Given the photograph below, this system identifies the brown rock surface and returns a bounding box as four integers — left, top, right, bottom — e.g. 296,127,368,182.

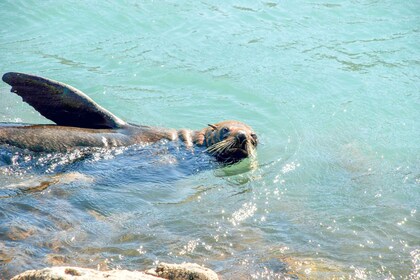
11,263,219,280
11,266,160,280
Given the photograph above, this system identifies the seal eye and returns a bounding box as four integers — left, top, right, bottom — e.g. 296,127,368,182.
221,127,230,139
251,133,258,145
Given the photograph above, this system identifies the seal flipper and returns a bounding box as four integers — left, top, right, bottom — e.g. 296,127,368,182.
2,72,126,129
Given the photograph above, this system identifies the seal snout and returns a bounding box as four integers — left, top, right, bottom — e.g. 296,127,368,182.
235,130,247,144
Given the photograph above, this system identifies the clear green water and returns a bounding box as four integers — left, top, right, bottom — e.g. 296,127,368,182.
0,0,419,278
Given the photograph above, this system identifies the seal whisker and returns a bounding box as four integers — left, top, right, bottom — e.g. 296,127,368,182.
224,139,236,152
205,143,221,153
220,139,235,152
207,144,225,154
205,138,234,155
205,139,228,151
246,142,256,158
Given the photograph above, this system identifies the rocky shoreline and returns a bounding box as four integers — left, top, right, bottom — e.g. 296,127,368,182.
11,262,219,280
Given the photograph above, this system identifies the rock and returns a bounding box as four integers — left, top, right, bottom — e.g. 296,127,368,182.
147,262,219,280
11,266,160,280
11,263,219,280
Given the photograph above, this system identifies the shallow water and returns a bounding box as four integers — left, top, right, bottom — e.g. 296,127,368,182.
0,0,419,279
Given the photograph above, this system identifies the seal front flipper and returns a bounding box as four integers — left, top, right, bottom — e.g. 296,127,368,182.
2,72,126,129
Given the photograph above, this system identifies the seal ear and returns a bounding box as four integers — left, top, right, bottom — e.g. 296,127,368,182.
208,124,217,130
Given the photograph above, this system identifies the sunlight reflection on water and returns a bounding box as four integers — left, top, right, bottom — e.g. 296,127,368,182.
1,0,419,279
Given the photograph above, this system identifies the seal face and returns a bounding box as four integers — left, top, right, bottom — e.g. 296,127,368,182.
203,120,258,163
0,72,258,164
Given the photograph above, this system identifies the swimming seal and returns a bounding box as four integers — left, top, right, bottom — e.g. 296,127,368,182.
0,72,257,163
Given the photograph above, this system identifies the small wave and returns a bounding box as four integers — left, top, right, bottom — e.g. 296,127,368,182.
0,145,130,176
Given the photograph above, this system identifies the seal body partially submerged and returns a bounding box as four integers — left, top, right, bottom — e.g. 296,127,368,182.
0,72,257,163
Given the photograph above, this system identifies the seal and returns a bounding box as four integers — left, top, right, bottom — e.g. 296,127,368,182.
0,72,257,163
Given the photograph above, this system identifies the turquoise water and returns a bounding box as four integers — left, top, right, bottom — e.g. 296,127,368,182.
1,0,419,278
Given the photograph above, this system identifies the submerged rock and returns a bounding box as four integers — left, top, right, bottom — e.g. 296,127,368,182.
11,263,219,280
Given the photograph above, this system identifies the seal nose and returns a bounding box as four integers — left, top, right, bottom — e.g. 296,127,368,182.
236,131,247,144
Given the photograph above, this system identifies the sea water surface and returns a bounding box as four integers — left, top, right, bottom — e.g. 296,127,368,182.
0,1,419,279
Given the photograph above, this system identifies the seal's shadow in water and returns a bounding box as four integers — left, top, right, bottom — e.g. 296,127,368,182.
0,141,211,179
0,139,258,199
85,141,219,186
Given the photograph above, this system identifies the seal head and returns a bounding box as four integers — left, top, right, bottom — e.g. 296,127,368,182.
203,120,258,163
